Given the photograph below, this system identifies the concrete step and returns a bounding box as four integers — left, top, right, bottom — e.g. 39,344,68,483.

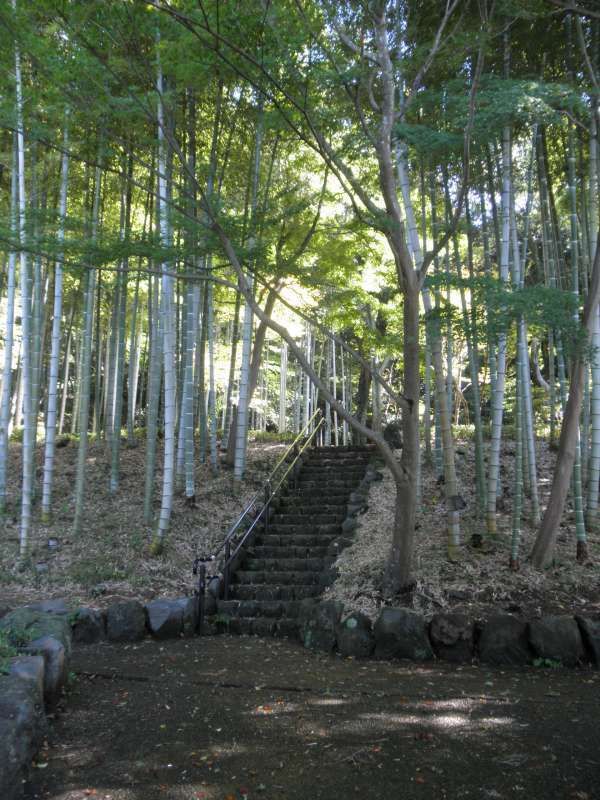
229,584,321,601
216,599,302,619
251,545,330,559
301,466,367,477
297,478,361,490
255,533,338,548
271,513,344,525
243,557,328,572
279,496,347,508
267,523,340,536
234,570,321,586
295,487,351,498
216,617,299,638
311,446,374,455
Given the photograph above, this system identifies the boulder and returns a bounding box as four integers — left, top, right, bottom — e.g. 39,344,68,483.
336,612,374,658
528,616,585,667
478,614,531,666
373,608,433,661
22,636,67,706
0,669,47,800
146,600,183,640
430,613,474,662
0,607,72,657
576,616,600,666
27,598,69,616
71,607,105,645
175,597,198,636
342,517,358,534
299,600,344,652
7,656,45,696
106,600,146,642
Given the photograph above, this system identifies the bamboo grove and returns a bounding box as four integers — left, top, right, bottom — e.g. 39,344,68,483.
0,0,599,589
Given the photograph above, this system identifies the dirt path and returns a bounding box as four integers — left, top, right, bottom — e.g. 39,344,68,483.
25,636,600,800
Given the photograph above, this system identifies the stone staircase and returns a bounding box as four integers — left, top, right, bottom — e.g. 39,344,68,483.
215,445,373,637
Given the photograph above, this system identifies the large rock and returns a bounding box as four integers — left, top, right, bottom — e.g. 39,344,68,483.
106,601,146,642
0,607,72,656
146,599,183,640
22,636,66,706
26,598,70,616
430,613,474,662
0,666,47,800
373,608,433,661
176,597,198,636
576,616,600,666
71,607,105,645
7,656,45,695
528,616,585,667
478,614,531,666
299,600,344,652
336,612,374,658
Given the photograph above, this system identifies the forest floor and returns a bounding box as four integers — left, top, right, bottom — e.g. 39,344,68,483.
23,636,600,800
1,434,600,621
326,439,600,622
0,434,287,611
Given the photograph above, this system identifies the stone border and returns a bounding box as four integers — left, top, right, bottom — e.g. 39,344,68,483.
0,594,197,800
1,593,599,799
298,603,600,668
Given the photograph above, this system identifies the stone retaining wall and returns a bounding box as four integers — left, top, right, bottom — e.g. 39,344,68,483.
0,594,196,800
1,594,598,799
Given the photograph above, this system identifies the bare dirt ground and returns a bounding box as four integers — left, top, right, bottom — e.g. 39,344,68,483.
2,436,599,622
325,439,600,622
24,636,600,800
0,436,286,610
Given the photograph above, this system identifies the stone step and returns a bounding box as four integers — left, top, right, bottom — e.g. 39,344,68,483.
234,570,321,586
250,545,330,559
255,533,338,548
271,513,344,525
243,557,327,572
267,523,340,536
217,599,302,619
229,584,321,601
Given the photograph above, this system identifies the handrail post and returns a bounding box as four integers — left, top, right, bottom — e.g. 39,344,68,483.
264,481,271,535
193,559,206,635
224,541,231,600
197,562,206,634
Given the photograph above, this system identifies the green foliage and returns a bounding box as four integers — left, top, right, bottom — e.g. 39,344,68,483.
533,657,562,669
0,629,18,674
426,274,582,351
9,427,24,443
69,557,130,586
251,430,296,444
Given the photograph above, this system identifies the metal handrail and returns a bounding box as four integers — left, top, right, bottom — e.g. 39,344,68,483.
193,408,325,631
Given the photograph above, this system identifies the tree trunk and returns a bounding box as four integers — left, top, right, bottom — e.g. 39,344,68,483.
531,234,600,568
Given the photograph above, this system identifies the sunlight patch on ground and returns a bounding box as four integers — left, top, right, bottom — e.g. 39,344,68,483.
308,697,347,706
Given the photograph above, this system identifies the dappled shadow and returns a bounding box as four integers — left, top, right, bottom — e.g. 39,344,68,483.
25,636,600,800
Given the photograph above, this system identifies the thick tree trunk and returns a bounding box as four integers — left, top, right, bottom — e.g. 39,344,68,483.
384,283,420,591
531,234,600,568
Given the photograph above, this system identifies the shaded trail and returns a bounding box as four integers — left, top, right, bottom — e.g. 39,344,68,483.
26,636,600,800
